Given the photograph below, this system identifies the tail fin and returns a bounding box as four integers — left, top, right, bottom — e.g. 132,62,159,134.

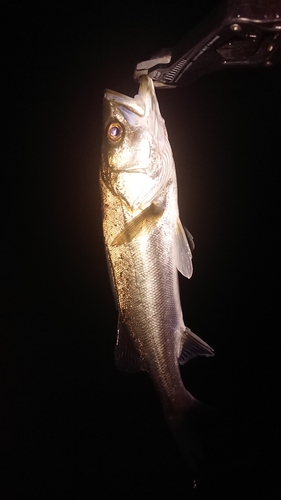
165,393,217,471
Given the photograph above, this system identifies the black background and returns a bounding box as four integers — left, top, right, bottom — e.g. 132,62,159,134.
1,1,280,498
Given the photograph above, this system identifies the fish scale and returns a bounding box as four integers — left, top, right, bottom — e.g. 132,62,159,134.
100,76,214,464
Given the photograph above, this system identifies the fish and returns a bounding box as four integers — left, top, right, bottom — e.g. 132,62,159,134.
100,75,214,465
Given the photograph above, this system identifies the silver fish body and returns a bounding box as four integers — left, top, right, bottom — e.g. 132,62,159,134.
100,76,213,425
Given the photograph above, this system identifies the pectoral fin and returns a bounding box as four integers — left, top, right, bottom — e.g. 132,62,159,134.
115,318,148,372
175,219,193,279
179,327,214,365
112,203,164,246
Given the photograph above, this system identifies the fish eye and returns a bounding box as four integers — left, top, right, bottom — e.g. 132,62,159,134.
107,122,123,143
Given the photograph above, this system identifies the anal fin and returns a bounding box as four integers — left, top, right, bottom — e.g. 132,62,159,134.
115,318,148,372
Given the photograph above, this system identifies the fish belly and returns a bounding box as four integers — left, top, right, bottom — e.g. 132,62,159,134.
101,175,189,414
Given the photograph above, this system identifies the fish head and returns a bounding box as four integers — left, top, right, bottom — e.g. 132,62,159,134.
101,76,174,212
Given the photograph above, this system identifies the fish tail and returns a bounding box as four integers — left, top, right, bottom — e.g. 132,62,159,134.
165,391,216,471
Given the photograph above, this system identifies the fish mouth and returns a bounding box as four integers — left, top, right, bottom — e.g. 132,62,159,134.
104,76,153,118
104,89,145,117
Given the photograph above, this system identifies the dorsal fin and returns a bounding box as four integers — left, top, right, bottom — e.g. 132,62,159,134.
112,203,164,246
175,219,193,279
179,327,214,365
183,225,195,252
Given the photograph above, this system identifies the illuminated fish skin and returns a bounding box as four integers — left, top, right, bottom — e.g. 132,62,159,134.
100,76,213,428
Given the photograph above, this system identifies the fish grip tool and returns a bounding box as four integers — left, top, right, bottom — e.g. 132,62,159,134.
134,0,281,88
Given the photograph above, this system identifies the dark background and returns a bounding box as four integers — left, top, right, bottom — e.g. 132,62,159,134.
1,1,280,498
